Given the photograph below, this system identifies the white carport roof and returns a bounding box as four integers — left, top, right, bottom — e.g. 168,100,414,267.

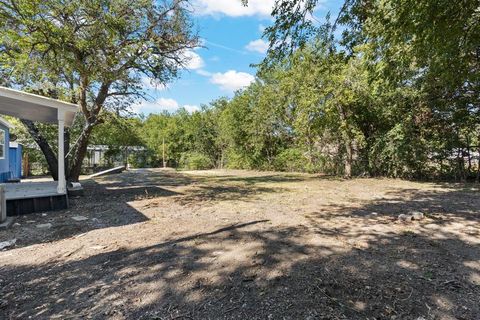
0,86,78,126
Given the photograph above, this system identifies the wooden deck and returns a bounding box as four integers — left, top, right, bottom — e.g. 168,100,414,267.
3,181,68,216
4,181,62,200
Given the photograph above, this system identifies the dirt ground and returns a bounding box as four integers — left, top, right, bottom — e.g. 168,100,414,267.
0,169,479,320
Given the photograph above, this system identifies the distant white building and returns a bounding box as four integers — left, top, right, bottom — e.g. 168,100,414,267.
84,145,146,168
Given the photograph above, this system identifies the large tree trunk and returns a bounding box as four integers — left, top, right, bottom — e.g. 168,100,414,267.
20,78,110,182
21,119,59,180
21,119,95,183
64,81,110,182
67,125,95,182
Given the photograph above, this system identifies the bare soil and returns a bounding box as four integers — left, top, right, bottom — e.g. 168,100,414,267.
1,169,479,320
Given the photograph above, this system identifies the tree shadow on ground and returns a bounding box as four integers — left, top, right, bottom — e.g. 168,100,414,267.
97,169,196,188
174,185,287,205
1,185,478,319
316,186,480,224
0,169,286,249
0,169,194,249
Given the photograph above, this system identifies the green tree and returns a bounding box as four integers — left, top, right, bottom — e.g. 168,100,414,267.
218,81,288,170
250,0,480,179
90,113,143,166
0,0,198,181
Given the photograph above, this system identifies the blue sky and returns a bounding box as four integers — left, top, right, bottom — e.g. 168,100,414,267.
134,0,343,115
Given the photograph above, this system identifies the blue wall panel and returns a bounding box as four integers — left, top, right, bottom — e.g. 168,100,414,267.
0,123,10,182
9,144,22,179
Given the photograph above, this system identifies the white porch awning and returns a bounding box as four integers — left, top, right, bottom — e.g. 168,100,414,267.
0,86,78,126
0,86,80,201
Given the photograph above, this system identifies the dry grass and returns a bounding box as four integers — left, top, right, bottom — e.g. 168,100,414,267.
1,169,479,319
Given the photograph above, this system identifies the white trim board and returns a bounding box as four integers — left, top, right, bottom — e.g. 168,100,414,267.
0,86,78,126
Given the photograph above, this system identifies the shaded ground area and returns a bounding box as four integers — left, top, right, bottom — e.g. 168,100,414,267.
0,169,479,319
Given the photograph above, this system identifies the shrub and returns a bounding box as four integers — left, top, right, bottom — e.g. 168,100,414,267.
224,150,253,169
180,152,213,170
274,148,309,172
128,150,160,168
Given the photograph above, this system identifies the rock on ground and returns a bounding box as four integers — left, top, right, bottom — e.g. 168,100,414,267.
72,216,89,222
0,239,16,250
411,211,425,220
36,223,52,229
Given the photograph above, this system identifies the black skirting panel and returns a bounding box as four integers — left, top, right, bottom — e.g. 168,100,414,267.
7,194,69,216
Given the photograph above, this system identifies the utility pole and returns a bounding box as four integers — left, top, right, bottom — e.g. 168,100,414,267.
162,137,166,168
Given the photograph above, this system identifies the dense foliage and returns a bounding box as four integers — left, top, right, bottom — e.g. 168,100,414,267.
3,0,479,181
136,0,479,181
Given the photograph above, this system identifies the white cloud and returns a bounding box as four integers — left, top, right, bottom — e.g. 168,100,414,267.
183,50,205,70
132,98,199,114
192,0,274,17
183,105,201,113
196,69,212,77
210,70,255,92
155,98,179,110
245,39,269,54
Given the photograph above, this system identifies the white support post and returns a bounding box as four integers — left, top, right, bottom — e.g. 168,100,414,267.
57,110,66,194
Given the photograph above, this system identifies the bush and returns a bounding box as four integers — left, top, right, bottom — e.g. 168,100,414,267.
128,150,160,168
369,123,429,178
180,152,213,170
274,148,310,172
224,150,254,169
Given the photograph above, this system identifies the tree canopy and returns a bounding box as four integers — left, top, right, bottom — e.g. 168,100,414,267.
0,0,198,180
132,0,479,181
2,0,479,181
